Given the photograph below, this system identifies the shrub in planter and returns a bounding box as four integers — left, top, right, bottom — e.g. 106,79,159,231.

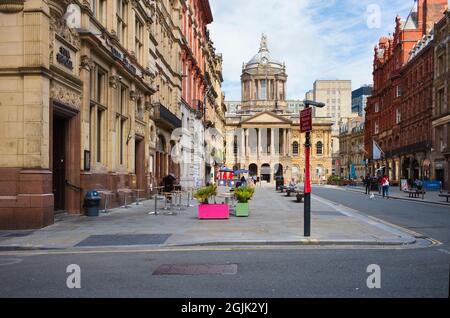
194,185,228,219
234,186,255,217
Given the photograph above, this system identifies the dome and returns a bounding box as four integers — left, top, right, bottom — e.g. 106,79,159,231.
245,34,284,70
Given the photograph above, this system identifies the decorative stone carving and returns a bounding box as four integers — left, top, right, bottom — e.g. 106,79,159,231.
0,0,25,13
49,9,80,64
80,55,95,71
109,75,121,89
50,82,82,110
135,121,146,137
144,101,153,111
130,90,138,101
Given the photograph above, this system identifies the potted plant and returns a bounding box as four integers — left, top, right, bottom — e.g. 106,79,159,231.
194,185,229,219
234,186,255,217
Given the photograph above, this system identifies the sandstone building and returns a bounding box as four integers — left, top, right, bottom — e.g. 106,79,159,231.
225,35,333,184
0,0,224,229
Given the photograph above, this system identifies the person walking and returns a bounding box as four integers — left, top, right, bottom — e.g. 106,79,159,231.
382,175,390,199
364,173,371,195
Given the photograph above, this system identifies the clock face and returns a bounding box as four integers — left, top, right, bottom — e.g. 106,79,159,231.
261,57,268,65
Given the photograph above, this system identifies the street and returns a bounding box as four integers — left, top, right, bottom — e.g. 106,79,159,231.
1,187,449,298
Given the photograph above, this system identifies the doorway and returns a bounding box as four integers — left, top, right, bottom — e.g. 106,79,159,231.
261,164,271,182
135,137,145,190
52,115,67,211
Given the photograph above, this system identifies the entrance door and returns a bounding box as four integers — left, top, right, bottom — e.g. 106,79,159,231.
53,116,66,211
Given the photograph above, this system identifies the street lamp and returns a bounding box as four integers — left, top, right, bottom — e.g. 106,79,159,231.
302,100,325,237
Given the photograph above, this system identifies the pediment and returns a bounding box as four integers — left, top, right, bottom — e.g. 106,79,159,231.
241,111,292,125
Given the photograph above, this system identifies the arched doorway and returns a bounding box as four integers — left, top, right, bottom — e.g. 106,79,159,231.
274,163,283,177
249,163,258,177
261,163,271,182
412,158,420,180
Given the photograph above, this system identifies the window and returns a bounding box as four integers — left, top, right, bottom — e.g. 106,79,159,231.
92,0,106,23
396,85,401,97
117,0,128,46
260,80,267,100
316,141,323,155
374,102,379,113
233,135,238,155
396,108,401,124
374,121,379,134
117,84,128,166
90,64,107,164
292,142,299,156
135,17,144,63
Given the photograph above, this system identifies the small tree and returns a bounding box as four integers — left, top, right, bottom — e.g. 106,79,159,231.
234,186,255,203
194,185,217,204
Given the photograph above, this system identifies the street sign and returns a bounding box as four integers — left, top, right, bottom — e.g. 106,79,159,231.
300,107,312,133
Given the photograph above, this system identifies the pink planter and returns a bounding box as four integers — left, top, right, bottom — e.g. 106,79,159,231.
198,204,229,219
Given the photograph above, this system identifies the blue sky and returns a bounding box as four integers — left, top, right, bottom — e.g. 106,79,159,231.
208,0,447,101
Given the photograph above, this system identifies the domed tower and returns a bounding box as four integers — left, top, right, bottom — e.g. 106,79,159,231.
241,34,288,112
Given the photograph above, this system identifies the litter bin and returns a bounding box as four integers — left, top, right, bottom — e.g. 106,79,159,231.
84,190,101,217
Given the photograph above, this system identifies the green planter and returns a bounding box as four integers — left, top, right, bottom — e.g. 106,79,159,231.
235,202,249,217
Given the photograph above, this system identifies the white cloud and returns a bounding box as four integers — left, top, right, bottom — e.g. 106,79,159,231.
208,0,422,100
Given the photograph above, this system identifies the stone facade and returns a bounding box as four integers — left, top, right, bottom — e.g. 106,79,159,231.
0,0,226,229
432,9,450,190
225,35,333,184
339,117,366,179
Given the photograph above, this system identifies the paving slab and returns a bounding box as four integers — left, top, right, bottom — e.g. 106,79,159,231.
0,184,417,250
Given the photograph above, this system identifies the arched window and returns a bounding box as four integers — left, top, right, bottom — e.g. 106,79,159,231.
292,142,299,156
316,141,323,155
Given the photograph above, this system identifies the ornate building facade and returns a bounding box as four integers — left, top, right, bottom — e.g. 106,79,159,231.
432,9,450,190
225,35,333,184
339,117,365,179
0,0,159,229
0,0,224,229
365,0,447,184
179,0,214,188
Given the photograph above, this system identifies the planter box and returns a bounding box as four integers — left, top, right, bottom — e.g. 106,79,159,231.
235,202,249,217
198,204,229,219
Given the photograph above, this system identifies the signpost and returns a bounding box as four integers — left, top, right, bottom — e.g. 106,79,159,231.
301,101,325,237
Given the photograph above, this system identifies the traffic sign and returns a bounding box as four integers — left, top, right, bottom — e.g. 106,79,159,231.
300,107,312,133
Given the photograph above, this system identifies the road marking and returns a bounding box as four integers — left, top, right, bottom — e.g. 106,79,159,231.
437,249,450,255
312,193,442,247
0,258,23,266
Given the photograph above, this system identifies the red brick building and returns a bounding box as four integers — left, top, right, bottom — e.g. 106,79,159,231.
365,0,448,183
181,0,213,111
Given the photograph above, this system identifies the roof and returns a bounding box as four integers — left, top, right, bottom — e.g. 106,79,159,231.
244,34,284,70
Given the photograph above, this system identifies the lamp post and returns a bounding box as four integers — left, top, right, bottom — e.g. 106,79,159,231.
302,100,325,237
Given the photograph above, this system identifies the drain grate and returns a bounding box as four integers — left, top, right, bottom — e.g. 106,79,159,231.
75,234,171,247
153,264,238,276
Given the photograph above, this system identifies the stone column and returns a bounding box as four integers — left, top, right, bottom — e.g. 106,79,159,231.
240,128,245,162
270,128,275,155
257,128,261,159
245,128,249,157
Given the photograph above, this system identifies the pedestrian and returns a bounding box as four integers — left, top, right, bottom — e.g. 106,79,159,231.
364,173,371,195
382,175,390,199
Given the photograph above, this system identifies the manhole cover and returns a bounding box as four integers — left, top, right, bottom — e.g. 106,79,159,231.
75,234,171,247
153,264,238,276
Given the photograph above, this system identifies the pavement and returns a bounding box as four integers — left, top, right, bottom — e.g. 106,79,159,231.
325,184,450,206
0,183,418,251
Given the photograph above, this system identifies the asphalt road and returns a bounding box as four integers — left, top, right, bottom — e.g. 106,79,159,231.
0,187,449,298
311,186,450,245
